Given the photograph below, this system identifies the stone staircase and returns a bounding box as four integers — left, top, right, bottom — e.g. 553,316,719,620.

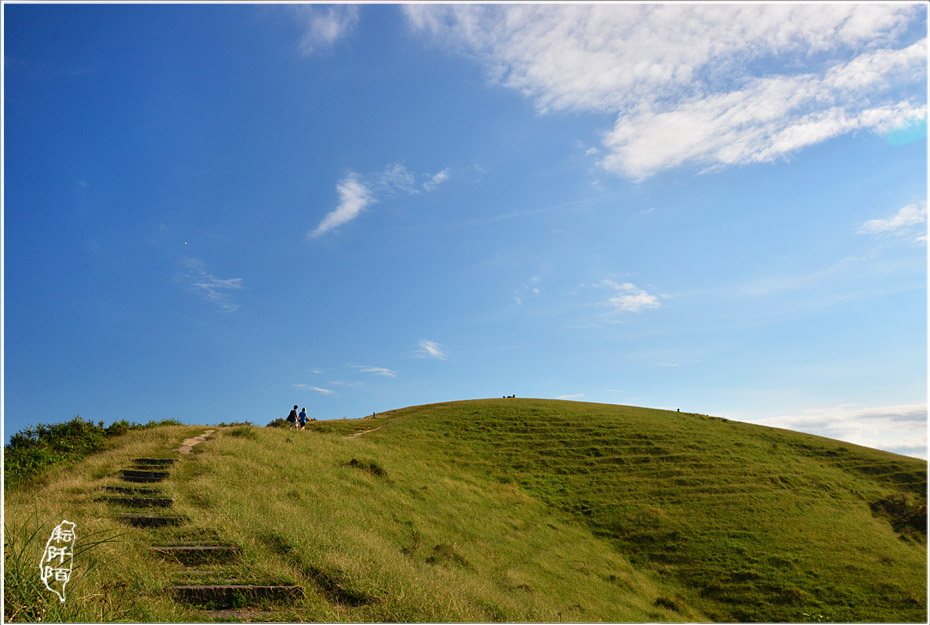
101,429,303,616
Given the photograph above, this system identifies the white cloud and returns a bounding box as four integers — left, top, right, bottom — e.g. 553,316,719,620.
557,393,586,400
600,280,661,314
181,259,243,313
310,173,375,238
858,202,927,241
754,403,927,459
415,339,447,360
602,72,926,180
378,162,418,196
291,5,359,56
356,366,398,378
311,163,449,237
292,383,333,395
423,168,451,191
405,4,926,180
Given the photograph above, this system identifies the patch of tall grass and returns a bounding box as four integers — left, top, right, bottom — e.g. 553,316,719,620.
4,506,126,622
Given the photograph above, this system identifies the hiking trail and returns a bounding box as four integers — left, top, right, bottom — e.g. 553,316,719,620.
99,427,302,619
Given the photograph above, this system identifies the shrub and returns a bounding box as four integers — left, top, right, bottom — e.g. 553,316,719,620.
4,416,183,488
228,425,257,440
347,458,387,478
870,495,927,538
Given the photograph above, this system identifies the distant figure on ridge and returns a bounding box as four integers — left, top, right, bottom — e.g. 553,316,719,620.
287,405,299,430
298,407,308,431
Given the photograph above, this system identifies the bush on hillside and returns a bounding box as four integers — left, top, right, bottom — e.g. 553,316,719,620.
266,417,288,428
228,425,258,439
870,495,927,538
4,416,182,488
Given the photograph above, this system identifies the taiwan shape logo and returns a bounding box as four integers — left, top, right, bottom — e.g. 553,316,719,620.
40,520,76,602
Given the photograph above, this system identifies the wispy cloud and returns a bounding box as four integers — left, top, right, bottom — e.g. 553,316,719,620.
310,173,375,238
355,365,398,378
423,168,451,191
328,380,360,388
405,4,926,180
311,163,450,237
292,383,333,395
291,5,359,56
414,339,447,360
377,162,419,196
600,280,661,314
858,202,927,243
742,254,869,297
754,403,927,459
557,393,586,400
514,276,542,305
181,259,243,313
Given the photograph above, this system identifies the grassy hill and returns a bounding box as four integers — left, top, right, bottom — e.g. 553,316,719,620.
4,399,926,622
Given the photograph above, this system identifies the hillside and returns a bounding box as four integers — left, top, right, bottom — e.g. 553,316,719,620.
4,399,926,623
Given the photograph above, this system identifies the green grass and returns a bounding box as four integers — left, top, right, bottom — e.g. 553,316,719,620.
378,400,926,621
4,399,926,622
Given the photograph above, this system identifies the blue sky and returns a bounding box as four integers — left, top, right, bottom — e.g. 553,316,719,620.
4,3,927,458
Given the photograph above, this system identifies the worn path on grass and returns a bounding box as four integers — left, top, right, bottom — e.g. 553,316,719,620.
350,425,384,438
175,429,215,454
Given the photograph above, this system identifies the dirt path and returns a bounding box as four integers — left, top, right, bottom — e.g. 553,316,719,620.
350,425,384,438
175,429,215,454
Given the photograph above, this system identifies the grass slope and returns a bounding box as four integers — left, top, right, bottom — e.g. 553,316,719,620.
4,399,926,622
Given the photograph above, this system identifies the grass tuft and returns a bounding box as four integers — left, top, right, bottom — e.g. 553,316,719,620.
347,458,387,478
227,425,257,440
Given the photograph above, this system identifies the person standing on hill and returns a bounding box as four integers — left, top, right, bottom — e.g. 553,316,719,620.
298,407,308,431
287,405,299,430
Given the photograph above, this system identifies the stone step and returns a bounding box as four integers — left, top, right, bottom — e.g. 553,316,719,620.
203,608,274,619
120,470,169,483
99,496,174,508
117,514,185,528
176,576,241,584
104,486,163,496
121,475,168,484
151,545,242,565
134,458,177,465
166,584,303,608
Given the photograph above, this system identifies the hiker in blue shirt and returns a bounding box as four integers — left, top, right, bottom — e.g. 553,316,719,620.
298,407,308,431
